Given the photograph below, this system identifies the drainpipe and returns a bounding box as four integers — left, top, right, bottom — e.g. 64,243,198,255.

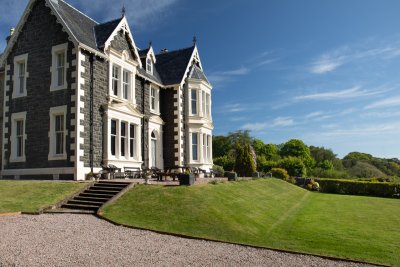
89,54,96,174
141,79,146,168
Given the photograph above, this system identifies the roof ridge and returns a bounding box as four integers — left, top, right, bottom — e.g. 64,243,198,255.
58,0,99,24
95,17,122,28
155,45,195,56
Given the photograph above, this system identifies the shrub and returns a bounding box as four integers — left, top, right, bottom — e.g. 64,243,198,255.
271,168,289,180
278,156,307,177
212,164,224,177
310,167,351,179
257,156,277,172
234,144,256,177
306,179,320,191
213,155,235,172
316,178,400,198
348,161,386,178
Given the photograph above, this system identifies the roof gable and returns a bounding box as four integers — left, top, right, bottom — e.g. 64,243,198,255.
94,18,122,49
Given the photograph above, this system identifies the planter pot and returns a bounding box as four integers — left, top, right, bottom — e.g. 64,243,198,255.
227,172,238,181
178,173,195,186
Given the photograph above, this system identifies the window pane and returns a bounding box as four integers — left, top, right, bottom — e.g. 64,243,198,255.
123,70,129,99
112,65,119,95
19,62,25,94
111,136,116,156
121,122,126,156
191,89,197,114
17,137,23,157
56,132,64,155
16,120,24,157
111,120,117,135
129,124,135,158
192,133,198,161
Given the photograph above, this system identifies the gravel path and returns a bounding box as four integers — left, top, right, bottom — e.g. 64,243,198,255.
0,214,376,267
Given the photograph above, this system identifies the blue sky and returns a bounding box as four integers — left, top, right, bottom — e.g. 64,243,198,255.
1,0,400,159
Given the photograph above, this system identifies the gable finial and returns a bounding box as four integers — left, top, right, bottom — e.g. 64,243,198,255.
193,35,197,46
149,41,152,48
121,5,126,17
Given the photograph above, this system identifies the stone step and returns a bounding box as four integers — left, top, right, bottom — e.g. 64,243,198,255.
67,200,104,206
61,203,99,211
80,192,115,198
91,185,127,191
97,181,132,186
74,196,110,202
85,189,121,194
45,208,96,214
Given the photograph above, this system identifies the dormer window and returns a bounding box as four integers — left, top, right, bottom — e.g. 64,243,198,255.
146,58,153,74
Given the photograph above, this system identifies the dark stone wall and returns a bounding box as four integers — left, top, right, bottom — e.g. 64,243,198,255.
160,88,175,168
4,0,75,169
0,70,4,167
80,51,108,168
110,31,135,59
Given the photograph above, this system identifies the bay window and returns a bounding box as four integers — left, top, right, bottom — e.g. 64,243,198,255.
109,119,139,160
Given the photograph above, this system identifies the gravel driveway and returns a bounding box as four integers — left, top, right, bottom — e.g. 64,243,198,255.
0,214,376,267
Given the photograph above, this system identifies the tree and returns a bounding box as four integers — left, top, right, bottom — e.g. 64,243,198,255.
280,139,314,168
310,146,337,163
234,144,256,177
278,156,307,177
212,135,232,158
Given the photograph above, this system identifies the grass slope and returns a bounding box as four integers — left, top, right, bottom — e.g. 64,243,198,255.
103,179,400,266
0,181,86,213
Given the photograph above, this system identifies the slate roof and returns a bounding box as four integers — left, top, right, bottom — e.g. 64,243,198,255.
94,18,123,49
155,46,195,85
189,65,210,85
138,48,150,58
3,0,205,87
48,0,99,51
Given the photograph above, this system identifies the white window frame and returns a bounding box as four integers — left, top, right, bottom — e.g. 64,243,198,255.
120,121,127,158
129,123,136,158
110,119,118,157
122,70,131,100
149,85,159,114
146,57,153,75
50,43,68,91
108,53,137,104
108,117,141,161
207,135,211,163
112,64,120,97
203,133,207,162
10,112,27,162
191,132,199,162
206,93,211,118
190,88,198,116
13,54,29,98
202,91,206,117
48,105,67,160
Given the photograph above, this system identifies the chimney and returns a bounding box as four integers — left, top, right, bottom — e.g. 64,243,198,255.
6,28,15,44
160,49,168,54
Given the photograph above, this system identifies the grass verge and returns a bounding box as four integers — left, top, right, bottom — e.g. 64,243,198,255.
102,179,400,266
0,181,87,213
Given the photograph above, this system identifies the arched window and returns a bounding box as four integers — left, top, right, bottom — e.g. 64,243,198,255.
151,130,157,167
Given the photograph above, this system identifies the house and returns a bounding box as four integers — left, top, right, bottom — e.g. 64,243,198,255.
0,0,213,180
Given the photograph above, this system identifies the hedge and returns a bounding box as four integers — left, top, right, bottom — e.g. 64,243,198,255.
315,178,400,198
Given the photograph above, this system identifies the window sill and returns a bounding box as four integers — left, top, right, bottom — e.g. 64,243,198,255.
150,110,160,116
10,156,26,163
50,85,68,91
12,92,27,99
48,154,67,161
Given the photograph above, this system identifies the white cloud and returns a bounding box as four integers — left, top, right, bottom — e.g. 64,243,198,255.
208,67,250,85
305,111,324,119
294,86,386,101
314,122,400,137
365,95,400,109
241,116,294,132
310,41,400,74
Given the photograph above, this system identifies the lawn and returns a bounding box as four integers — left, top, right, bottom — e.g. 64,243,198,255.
102,179,400,266
0,181,87,213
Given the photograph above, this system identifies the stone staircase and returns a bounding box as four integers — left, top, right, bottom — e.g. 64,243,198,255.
48,181,132,214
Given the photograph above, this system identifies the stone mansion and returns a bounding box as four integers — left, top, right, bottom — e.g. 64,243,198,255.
0,0,213,180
